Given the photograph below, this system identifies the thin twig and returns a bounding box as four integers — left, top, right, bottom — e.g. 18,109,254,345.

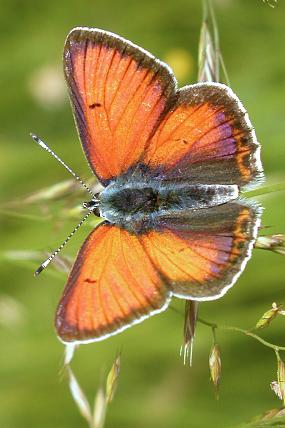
0,208,50,222
242,182,285,198
198,318,285,352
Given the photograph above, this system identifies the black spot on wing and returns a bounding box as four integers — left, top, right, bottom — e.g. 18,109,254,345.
84,278,97,284
89,102,102,109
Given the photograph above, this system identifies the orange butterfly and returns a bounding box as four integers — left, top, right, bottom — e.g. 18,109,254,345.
34,28,263,344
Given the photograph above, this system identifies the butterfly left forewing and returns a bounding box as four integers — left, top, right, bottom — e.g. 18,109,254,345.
139,201,261,300
64,27,176,185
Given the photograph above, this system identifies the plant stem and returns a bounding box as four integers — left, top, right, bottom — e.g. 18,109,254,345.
0,208,50,222
242,182,285,199
198,317,285,352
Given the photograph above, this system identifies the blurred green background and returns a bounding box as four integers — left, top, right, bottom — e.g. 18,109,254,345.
1,0,285,427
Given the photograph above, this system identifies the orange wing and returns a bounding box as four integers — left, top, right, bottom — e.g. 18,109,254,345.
55,223,169,344
64,27,176,184
56,202,260,343
143,84,263,188
140,201,261,300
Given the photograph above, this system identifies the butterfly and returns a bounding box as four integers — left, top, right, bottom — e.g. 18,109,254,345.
40,27,264,344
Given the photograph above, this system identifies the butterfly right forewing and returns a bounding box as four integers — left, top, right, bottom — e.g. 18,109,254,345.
143,83,263,189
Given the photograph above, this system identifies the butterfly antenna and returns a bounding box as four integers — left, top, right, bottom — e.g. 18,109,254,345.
34,211,92,276
30,133,95,198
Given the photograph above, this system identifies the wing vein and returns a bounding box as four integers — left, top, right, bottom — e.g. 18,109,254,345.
120,230,158,309
108,44,128,112
122,73,167,166
150,234,221,281
109,55,133,114
144,236,199,282
155,104,228,154
113,60,148,132
152,102,204,147
103,48,117,133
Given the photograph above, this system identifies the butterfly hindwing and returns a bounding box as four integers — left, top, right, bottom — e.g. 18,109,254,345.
55,222,170,343
140,201,261,300
143,83,263,189
64,27,176,185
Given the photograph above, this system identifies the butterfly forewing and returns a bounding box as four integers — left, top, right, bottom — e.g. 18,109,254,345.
143,83,263,189
64,27,176,185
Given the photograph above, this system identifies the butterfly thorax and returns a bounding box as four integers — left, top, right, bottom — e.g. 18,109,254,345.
93,172,239,233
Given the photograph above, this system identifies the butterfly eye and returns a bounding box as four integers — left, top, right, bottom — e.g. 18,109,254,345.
82,200,100,218
83,197,99,208
82,201,96,210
